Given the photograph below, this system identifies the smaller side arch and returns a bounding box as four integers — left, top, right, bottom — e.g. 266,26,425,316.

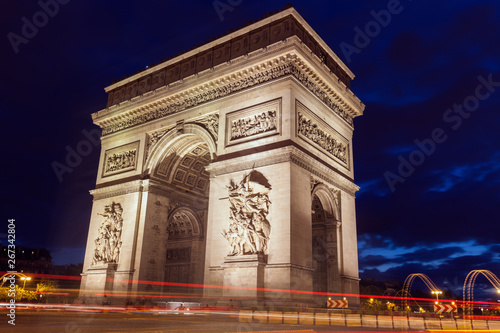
166,207,203,239
164,206,206,291
311,183,340,221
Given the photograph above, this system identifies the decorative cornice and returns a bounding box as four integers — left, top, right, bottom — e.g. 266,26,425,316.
93,41,363,137
90,179,173,201
90,180,143,201
341,274,361,282
97,57,295,135
142,179,172,198
206,147,291,177
289,148,359,196
265,262,315,272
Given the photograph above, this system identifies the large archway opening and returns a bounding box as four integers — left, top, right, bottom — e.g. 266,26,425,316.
148,129,214,295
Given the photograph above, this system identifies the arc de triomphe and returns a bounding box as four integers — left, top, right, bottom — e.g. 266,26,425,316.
79,6,365,306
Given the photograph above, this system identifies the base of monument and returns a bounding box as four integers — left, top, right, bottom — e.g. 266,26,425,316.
78,263,117,304
220,253,266,302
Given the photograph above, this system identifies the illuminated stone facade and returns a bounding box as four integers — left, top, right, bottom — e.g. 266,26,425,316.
79,6,364,306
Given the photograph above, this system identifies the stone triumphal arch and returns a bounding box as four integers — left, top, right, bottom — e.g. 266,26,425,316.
79,6,365,306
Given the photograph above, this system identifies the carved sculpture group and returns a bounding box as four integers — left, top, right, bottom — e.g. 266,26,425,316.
298,112,347,163
105,149,137,173
230,110,277,140
222,171,272,256
167,211,193,238
92,202,123,265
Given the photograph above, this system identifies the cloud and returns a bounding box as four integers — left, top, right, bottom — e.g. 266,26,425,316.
428,153,500,192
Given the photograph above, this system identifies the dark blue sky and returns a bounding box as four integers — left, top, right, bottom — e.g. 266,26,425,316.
1,1,499,300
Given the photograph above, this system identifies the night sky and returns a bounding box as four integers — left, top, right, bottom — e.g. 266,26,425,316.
2,1,499,300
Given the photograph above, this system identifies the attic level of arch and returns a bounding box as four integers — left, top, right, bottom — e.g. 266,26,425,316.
105,14,351,109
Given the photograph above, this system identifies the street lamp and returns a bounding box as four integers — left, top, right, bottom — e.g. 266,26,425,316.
432,290,442,304
20,276,31,289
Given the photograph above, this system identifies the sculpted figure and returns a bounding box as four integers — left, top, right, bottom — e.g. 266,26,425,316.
92,202,124,265
224,171,272,256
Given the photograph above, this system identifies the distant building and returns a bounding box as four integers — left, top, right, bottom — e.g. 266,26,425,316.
0,244,82,298
0,244,52,273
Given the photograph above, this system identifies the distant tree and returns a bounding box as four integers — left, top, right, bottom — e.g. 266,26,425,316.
16,285,37,302
0,287,9,301
36,279,58,303
0,285,37,302
362,298,383,311
36,279,58,294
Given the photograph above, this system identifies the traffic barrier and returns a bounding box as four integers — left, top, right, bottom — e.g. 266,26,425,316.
489,320,500,329
236,309,500,331
330,312,344,326
268,311,282,324
315,312,329,325
473,319,489,330
346,313,361,327
298,312,314,325
393,315,409,330
362,314,377,328
239,310,252,322
377,315,393,328
253,310,268,323
425,317,442,330
456,318,473,330
283,311,298,324
408,316,425,330
440,318,457,330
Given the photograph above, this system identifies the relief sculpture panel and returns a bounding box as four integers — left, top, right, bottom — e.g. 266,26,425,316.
102,141,140,177
225,98,281,146
222,170,272,256
230,110,276,140
92,202,123,265
296,101,350,168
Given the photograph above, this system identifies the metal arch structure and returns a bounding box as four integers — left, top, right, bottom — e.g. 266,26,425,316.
0,272,31,287
403,273,442,308
463,270,500,314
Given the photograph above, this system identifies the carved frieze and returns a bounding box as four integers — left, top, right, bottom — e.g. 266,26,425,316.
99,58,355,136
91,202,124,266
230,110,276,139
226,98,281,146
296,102,349,167
222,170,272,256
102,141,140,177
